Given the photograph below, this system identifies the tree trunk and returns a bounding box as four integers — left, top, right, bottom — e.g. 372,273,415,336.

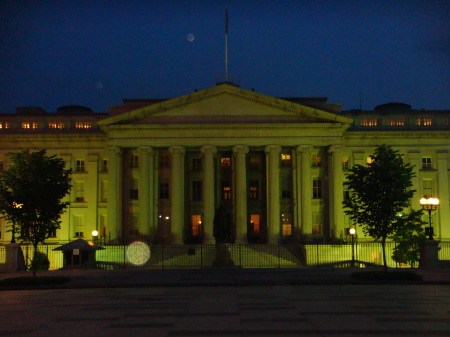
381,237,388,272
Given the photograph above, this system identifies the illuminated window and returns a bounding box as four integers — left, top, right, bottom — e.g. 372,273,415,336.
75,121,92,129
360,118,378,126
159,153,170,168
191,215,202,236
282,213,292,236
222,183,231,200
0,122,10,129
311,156,321,167
21,122,31,129
422,157,432,169
389,118,405,126
192,180,202,201
250,214,260,233
312,224,322,235
221,157,231,169
48,122,64,129
75,181,85,202
416,118,432,126
312,179,322,199
129,179,139,200
281,153,291,166
75,159,85,172
99,215,108,236
130,154,139,168
249,157,259,170
342,158,349,170
159,182,169,199
249,180,258,199
192,158,202,171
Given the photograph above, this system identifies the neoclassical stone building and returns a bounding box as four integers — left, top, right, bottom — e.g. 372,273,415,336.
0,84,449,244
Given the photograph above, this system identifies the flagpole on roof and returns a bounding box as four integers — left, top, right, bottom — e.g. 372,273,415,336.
225,9,228,83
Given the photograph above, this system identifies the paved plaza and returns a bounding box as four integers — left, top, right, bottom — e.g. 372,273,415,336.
1,283,449,337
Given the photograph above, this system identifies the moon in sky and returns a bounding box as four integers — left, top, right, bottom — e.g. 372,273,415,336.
187,33,195,42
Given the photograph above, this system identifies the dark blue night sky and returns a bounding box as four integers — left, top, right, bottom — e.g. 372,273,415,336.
1,0,448,114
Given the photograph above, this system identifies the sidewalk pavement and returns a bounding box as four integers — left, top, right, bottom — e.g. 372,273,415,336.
1,267,449,290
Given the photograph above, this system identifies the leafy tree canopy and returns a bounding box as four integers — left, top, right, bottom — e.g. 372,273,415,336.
343,145,421,269
0,150,72,275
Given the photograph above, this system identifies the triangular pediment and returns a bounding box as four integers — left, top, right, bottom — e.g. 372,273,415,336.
98,84,352,127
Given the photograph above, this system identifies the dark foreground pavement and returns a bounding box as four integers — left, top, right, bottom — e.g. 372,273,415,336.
1,267,449,290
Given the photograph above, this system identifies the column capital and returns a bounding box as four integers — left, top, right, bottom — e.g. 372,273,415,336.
328,145,344,155
106,146,122,157
200,145,217,155
264,145,282,154
168,145,185,155
138,146,154,154
232,145,249,154
296,145,313,154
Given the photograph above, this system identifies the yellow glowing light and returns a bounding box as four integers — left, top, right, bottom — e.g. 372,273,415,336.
349,228,356,235
126,241,151,266
92,230,99,237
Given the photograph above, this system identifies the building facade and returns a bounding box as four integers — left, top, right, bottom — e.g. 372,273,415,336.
0,84,449,244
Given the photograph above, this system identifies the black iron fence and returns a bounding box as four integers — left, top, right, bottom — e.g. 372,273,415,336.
1,242,449,270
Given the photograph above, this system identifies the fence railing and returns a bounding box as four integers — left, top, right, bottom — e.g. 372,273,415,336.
1,242,449,270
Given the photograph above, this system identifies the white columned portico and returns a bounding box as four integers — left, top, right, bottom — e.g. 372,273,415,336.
169,146,185,243
265,145,281,243
107,146,122,242
297,145,312,237
329,145,344,239
138,146,154,236
437,152,449,239
233,145,249,243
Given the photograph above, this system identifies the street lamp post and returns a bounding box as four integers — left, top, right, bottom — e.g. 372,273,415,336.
92,230,99,244
420,196,440,240
349,228,356,267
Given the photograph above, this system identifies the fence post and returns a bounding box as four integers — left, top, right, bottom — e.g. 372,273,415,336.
201,244,203,269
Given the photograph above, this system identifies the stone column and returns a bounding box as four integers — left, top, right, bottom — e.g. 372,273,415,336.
107,146,122,242
437,152,449,239
87,154,99,237
265,145,282,243
329,145,344,240
297,145,312,237
138,146,154,237
233,145,249,243
293,149,301,239
169,146,185,243
201,145,217,243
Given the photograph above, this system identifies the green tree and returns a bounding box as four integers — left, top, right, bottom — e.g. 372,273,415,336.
0,150,71,276
391,211,426,268
343,145,418,271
